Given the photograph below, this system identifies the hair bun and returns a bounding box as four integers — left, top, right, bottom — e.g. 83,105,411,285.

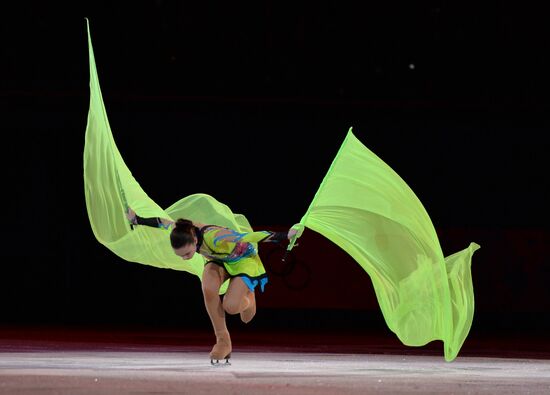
170,218,197,249
175,218,194,229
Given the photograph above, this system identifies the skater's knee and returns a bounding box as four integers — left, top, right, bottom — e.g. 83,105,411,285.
201,264,226,300
222,298,240,315
202,283,221,301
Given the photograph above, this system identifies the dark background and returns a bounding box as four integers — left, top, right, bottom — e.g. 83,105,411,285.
1,1,549,340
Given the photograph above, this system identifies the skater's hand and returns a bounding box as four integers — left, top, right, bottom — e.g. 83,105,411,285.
287,223,304,240
126,207,137,224
287,228,298,240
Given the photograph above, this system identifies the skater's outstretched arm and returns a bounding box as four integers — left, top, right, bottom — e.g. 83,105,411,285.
126,207,173,230
212,228,298,245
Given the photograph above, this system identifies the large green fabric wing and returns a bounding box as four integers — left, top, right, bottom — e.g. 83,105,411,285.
83,19,251,288
293,128,479,361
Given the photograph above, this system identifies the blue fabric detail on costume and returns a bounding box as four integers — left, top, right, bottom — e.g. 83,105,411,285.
232,232,245,242
240,276,268,293
240,276,257,292
219,243,256,264
213,229,245,246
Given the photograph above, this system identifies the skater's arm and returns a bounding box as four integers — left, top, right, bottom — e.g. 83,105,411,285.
241,227,299,243
213,229,295,245
126,208,173,230
243,231,289,243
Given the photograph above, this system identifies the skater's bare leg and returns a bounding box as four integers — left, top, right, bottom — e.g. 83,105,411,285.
223,277,256,323
202,263,228,332
202,263,231,361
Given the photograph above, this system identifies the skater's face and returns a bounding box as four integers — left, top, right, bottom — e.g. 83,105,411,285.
173,241,197,260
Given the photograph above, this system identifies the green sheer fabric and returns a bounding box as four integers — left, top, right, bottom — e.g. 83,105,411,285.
291,129,479,361
83,20,250,293
84,19,478,360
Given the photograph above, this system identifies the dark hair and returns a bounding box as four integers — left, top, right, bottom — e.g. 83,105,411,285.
170,219,196,249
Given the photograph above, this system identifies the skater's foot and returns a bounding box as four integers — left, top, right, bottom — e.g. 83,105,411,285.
240,291,256,324
210,329,232,363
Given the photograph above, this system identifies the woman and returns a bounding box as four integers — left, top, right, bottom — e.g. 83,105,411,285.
127,208,297,365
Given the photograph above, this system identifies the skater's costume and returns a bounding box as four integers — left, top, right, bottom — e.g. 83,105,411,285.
126,220,280,292
198,226,272,292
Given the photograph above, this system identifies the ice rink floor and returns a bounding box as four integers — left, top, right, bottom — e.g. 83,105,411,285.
2,350,550,394
1,328,549,394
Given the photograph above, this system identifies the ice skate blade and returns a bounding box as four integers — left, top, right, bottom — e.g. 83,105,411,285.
210,358,231,367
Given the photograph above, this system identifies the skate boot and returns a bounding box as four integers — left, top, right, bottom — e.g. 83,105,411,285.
240,291,256,324
210,329,232,366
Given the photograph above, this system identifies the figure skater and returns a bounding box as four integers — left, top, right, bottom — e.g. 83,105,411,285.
126,208,297,365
